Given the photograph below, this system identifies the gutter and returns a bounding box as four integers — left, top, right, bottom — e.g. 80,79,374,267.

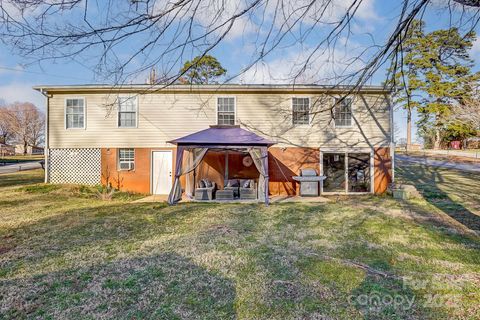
33,84,393,95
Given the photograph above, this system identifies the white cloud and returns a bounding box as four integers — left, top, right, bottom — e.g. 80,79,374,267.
346,0,378,21
153,0,379,42
239,42,366,84
193,0,258,41
1,1,42,20
262,0,378,30
0,82,45,111
0,65,27,76
471,37,480,59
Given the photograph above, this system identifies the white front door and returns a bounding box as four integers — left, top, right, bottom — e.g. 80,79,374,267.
152,151,173,194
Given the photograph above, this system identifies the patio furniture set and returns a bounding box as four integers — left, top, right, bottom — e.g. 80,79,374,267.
194,178,257,201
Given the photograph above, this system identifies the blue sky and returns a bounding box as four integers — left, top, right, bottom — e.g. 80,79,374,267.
0,0,479,143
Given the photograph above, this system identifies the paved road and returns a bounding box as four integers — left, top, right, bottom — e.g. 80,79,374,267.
396,154,480,173
0,161,43,174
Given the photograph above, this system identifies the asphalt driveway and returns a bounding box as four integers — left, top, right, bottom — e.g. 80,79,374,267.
396,154,480,173
0,161,43,174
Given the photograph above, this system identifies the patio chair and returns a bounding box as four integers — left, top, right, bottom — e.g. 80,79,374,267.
195,179,217,200
224,179,240,198
239,179,257,200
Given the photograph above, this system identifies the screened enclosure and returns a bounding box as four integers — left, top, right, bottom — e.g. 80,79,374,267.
166,126,274,204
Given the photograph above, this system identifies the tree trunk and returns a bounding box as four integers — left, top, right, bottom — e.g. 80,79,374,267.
433,127,441,150
406,108,412,151
23,140,28,155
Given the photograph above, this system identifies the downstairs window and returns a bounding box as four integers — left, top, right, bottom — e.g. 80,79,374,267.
118,148,135,171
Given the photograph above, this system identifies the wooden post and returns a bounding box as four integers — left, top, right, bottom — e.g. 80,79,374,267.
193,168,196,196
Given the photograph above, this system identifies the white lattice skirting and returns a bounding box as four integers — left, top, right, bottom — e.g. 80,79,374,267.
48,148,101,185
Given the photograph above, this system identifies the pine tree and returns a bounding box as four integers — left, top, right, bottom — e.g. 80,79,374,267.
180,55,227,84
390,20,424,150
391,20,479,149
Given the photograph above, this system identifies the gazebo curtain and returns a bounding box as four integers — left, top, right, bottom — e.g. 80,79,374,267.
168,147,208,204
248,147,269,205
185,148,211,198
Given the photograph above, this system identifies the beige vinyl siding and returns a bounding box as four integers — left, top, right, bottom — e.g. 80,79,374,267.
48,91,390,148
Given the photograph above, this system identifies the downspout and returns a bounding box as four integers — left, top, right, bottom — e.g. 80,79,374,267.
38,88,49,183
387,93,395,183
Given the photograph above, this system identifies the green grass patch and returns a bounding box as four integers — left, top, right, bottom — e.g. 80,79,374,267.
0,167,479,319
396,161,480,232
299,257,365,292
0,155,44,162
0,169,44,187
18,184,61,194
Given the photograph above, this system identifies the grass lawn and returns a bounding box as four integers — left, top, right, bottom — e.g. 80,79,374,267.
0,155,44,163
0,167,479,319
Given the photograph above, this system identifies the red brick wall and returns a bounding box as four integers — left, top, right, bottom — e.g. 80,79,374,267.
196,151,226,189
374,147,392,194
268,147,320,195
100,146,392,195
268,147,391,195
101,147,175,194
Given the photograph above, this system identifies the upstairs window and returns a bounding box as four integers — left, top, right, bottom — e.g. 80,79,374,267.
65,98,85,129
118,97,137,128
292,97,310,125
118,148,135,170
334,98,353,127
217,97,235,125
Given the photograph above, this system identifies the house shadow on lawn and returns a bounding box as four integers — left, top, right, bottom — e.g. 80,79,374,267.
0,252,236,319
1,201,218,270
396,162,480,234
0,169,44,188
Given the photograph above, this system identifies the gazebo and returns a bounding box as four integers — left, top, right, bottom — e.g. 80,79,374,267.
167,125,275,205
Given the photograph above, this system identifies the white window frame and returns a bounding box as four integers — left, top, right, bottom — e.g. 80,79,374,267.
64,97,86,130
117,96,138,128
319,147,374,195
216,96,236,125
118,148,135,171
291,96,311,126
333,97,354,128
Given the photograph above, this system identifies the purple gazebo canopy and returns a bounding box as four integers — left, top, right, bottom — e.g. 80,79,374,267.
168,125,275,146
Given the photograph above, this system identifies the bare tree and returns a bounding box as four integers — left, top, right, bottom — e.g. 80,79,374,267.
7,102,45,154
0,105,14,144
0,0,479,91
0,0,479,149
451,99,480,130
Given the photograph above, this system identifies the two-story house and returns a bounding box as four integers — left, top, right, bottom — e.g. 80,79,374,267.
34,84,394,201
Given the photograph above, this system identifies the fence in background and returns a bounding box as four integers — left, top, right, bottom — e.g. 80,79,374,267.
414,149,480,159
